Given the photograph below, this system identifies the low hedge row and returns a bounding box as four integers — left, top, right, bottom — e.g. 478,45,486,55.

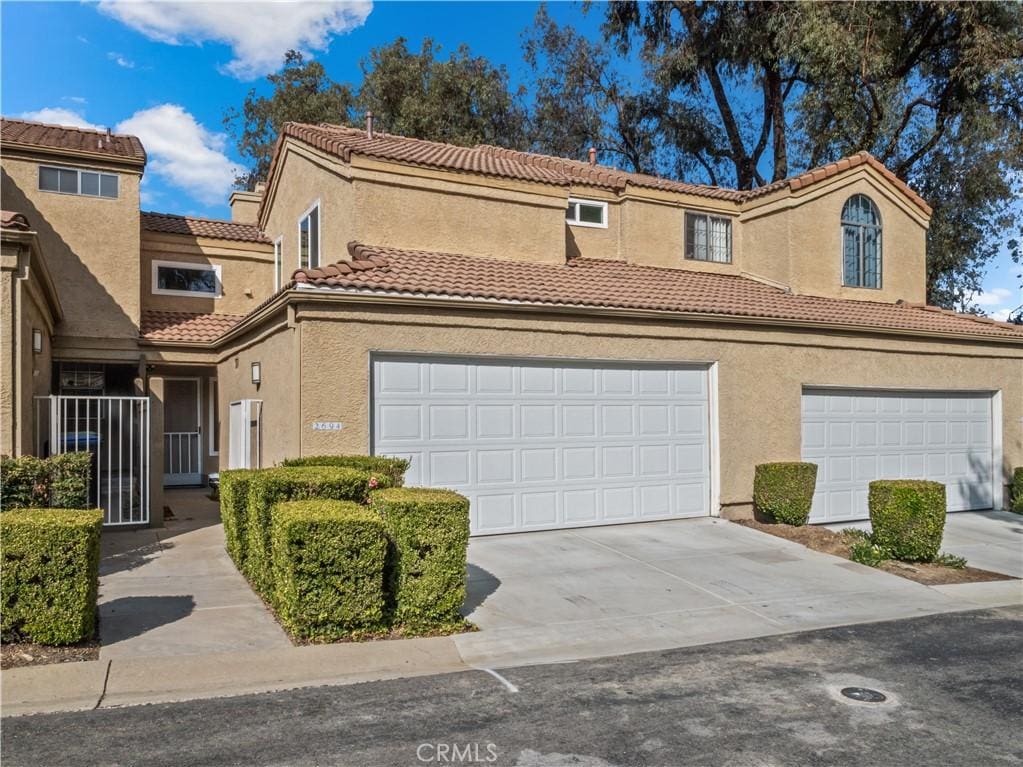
1,453,93,511
753,462,818,526
1011,467,1023,515
1,509,103,644
220,469,256,570
281,455,410,489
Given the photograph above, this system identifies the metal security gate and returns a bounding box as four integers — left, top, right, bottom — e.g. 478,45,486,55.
35,396,150,526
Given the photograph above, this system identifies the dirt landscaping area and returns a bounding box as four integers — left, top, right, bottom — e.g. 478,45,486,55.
1,640,100,670
733,519,1018,586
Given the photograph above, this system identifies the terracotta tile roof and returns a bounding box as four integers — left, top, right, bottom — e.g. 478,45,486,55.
273,122,927,213
140,310,245,343
1,210,31,231
141,211,270,244
290,242,1023,341
743,152,932,215
1,117,146,164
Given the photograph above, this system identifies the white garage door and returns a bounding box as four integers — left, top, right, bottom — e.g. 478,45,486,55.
802,389,996,524
372,356,712,535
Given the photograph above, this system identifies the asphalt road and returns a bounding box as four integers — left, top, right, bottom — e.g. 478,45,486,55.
4,606,1021,767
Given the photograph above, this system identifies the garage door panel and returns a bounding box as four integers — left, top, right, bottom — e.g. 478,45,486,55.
374,356,712,535
802,389,995,523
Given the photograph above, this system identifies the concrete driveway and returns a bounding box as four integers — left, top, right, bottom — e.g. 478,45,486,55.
454,517,1021,668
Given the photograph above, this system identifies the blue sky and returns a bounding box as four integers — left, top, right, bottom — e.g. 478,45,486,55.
2,1,1018,317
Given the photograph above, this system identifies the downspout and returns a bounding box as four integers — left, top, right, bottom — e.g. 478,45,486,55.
11,251,21,454
288,302,301,460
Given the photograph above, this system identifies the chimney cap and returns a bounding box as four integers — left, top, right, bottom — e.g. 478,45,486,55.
366,110,374,139
588,146,597,166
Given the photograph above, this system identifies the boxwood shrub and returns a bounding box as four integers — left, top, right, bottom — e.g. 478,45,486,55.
753,462,818,525
219,470,256,570
246,467,371,594
1,508,103,644
371,487,470,628
1011,467,1023,514
271,500,387,640
281,455,410,489
868,480,946,562
1,452,93,511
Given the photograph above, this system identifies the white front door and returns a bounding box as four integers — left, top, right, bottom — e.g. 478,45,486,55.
802,388,996,523
372,355,713,535
164,378,202,486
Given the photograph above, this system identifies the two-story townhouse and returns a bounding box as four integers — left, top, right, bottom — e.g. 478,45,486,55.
2,116,1021,534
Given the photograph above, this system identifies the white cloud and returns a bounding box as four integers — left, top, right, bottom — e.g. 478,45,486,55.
107,51,136,69
64,96,88,105
990,308,1013,322
97,0,372,79
19,108,101,130
117,104,241,206
971,287,1013,307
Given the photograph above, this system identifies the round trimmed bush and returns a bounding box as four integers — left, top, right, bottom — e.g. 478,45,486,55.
1011,467,1023,515
753,462,818,525
868,480,946,562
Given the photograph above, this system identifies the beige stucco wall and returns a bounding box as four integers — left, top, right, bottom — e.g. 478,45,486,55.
141,231,275,315
216,312,299,467
229,191,262,225
217,298,1022,512
1,155,142,344
743,170,928,303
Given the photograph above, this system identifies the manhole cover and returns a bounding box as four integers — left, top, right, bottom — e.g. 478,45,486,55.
840,687,887,703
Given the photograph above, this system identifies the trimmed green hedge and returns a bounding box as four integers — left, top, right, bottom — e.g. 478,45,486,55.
271,500,387,639
1,509,103,644
869,480,946,562
246,467,371,594
371,488,470,628
219,470,256,570
1011,467,1023,515
753,462,818,525
281,455,410,489
1,452,93,511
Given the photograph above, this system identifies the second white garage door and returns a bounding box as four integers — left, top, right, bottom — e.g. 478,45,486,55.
372,355,712,535
802,388,996,524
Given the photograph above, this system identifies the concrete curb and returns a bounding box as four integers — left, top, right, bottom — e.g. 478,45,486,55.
3,636,468,717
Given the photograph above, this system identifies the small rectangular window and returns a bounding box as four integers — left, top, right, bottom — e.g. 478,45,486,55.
566,198,608,228
298,202,320,270
38,165,119,199
684,212,732,263
153,260,222,298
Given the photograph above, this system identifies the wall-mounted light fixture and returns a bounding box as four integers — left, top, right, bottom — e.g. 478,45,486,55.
251,361,261,386
32,328,43,354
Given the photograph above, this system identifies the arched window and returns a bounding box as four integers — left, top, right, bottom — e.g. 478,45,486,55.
841,195,881,288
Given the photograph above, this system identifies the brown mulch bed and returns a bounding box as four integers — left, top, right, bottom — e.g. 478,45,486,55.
1,639,100,670
734,519,1017,586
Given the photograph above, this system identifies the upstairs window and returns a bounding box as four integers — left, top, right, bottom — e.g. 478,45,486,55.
273,236,284,291
298,202,320,270
153,260,222,298
685,212,732,263
39,165,118,199
842,194,881,288
566,198,608,228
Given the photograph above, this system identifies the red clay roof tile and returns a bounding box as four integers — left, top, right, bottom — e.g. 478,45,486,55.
1,117,146,164
140,310,244,343
289,242,1022,341
1,210,31,231
141,211,270,244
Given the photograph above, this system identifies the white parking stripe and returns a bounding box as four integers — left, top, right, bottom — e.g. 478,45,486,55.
479,667,519,693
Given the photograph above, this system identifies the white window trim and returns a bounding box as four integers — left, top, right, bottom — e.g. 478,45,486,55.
273,235,284,291
208,377,219,456
683,210,733,264
152,259,223,299
297,199,322,270
566,198,608,229
38,164,119,199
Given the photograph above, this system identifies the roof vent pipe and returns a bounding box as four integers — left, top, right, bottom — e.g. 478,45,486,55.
588,146,597,166
366,111,374,139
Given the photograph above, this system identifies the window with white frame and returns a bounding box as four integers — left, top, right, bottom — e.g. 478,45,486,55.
39,165,118,199
841,194,882,289
152,260,222,298
684,212,732,263
208,378,220,456
298,202,320,270
273,236,284,290
566,198,608,228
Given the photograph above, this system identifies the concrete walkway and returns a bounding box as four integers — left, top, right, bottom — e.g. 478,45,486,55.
98,489,290,658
